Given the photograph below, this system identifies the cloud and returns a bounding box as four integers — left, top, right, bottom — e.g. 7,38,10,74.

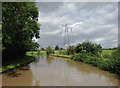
36,2,118,49
70,22,83,27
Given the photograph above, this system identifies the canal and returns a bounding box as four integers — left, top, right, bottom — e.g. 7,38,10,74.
2,56,119,86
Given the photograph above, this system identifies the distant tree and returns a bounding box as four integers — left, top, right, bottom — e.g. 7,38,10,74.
55,45,59,50
46,46,54,55
41,48,45,50
60,48,63,50
2,2,40,62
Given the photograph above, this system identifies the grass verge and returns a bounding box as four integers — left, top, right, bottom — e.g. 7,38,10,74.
0,55,35,74
51,54,72,58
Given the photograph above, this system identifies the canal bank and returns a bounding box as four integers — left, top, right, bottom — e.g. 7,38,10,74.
1,55,36,74
50,54,119,75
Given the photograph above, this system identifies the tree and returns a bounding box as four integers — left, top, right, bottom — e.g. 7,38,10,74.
41,48,45,50
75,41,102,56
46,46,54,55
2,2,40,62
55,45,59,50
67,46,75,55
60,48,63,50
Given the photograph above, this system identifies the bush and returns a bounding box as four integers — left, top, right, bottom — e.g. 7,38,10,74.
110,46,120,74
55,45,59,50
75,41,102,56
37,50,41,55
61,50,67,55
46,46,54,55
41,48,45,50
59,50,62,55
72,53,80,61
60,48,63,50
97,59,111,71
71,42,119,74
66,46,75,55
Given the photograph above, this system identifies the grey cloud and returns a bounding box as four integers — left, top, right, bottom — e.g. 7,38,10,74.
36,2,118,49
36,2,63,14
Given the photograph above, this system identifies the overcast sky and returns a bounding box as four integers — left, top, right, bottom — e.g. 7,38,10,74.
35,2,118,49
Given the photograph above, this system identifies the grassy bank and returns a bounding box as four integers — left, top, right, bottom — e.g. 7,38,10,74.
51,54,72,58
1,54,36,73
51,49,119,74
1,50,47,73
26,50,46,56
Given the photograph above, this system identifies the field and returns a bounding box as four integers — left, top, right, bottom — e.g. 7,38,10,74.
102,49,114,61
102,49,114,56
26,49,114,60
26,50,46,56
54,50,114,59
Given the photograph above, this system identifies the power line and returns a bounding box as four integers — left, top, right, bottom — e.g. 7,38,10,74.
82,1,114,23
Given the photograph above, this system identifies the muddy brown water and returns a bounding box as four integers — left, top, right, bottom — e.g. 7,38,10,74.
1,56,119,86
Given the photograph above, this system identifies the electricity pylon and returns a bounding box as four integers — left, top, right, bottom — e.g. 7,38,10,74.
60,24,72,49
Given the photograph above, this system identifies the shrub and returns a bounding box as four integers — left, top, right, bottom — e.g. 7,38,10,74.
59,50,62,55
37,50,41,55
60,48,63,50
41,48,45,50
110,46,120,74
55,45,59,50
46,46,54,55
75,41,102,56
71,53,80,61
62,50,67,55
66,46,75,55
97,59,111,71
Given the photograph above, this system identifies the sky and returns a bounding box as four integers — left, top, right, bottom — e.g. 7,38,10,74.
35,2,118,49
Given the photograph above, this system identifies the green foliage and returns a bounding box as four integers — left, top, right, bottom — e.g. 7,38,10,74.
1,55,35,73
26,51,47,56
66,46,75,55
2,2,40,61
102,54,111,59
75,41,102,56
60,50,67,55
41,47,45,50
30,42,39,51
97,59,111,71
71,46,120,74
55,45,59,50
46,46,54,55
59,50,62,55
102,50,113,56
37,50,41,55
72,53,80,61
110,46,120,74
0,24,1,61
60,48,63,50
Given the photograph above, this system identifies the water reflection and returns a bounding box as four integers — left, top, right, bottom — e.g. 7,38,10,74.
46,56,55,65
2,56,119,86
2,67,34,86
65,58,118,86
